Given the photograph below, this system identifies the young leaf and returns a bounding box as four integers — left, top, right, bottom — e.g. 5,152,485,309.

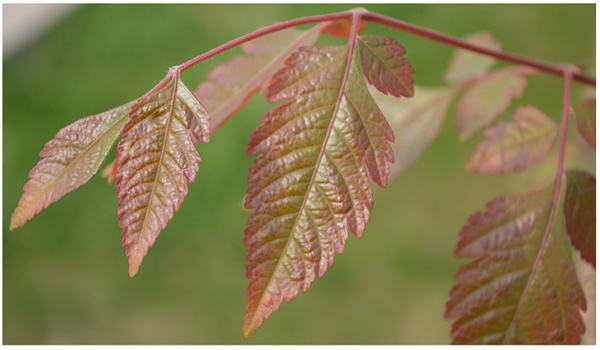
572,97,595,148
357,35,414,97
11,102,134,230
445,185,586,344
320,19,369,38
243,38,397,338
466,106,558,175
444,31,501,84
370,85,455,178
116,73,210,277
564,169,596,267
456,71,528,141
194,26,321,132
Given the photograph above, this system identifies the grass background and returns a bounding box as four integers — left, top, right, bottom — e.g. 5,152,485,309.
3,4,595,344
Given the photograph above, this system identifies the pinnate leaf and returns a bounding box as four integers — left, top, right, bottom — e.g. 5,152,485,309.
194,26,321,131
564,169,596,267
243,42,395,338
446,185,586,344
467,106,558,175
11,102,134,230
456,71,528,141
357,35,414,97
371,85,454,178
444,31,501,84
572,97,595,148
116,74,210,277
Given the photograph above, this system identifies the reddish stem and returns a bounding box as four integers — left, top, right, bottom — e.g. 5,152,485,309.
502,69,574,344
169,10,594,88
362,12,595,86
178,11,353,72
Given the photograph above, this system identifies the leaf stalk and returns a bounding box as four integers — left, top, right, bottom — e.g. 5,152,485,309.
502,68,574,344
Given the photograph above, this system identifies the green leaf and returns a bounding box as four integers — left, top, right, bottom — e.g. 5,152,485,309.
572,97,595,148
446,184,586,344
444,31,501,84
195,26,321,132
456,71,528,141
357,35,414,97
116,74,210,277
243,42,395,338
564,169,596,267
467,106,558,175
11,102,134,230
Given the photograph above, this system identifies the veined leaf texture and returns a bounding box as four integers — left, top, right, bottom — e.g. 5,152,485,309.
563,170,596,267
194,26,322,132
456,71,528,141
572,97,596,148
11,102,134,230
466,106,558,175
243,34,413,338
116,74,210,277
445,185,586,344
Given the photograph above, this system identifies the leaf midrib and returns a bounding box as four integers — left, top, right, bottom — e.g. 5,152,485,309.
247,42,358,335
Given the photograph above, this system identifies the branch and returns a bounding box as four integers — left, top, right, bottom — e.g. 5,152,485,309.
362,12,596,86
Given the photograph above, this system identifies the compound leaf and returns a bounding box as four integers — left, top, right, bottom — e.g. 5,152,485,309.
467,106,558,175
371,85,454,178
446,184,586,344
116,74,210,277
444,31,501,84
456,71,528,141
357,35,414,97
572,97,596,148
11,102,134,230
195,26,321,132
564,169,596,267
243,41,396,338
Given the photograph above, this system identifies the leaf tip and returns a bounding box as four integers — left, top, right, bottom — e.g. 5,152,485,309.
128,261,140,278
10,214,24,231
242,321,257,340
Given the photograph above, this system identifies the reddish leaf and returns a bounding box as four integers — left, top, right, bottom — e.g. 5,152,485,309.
320,19,369,38
243,40,395,338
564,169,596,267
371,85,454,178
467,106,558,175
446,185,586,344
357,35,414,97
572,97,596,148
444,31,501,84
11,102,134,230
116,74,210,277
195,26,321,132
456,71,528,141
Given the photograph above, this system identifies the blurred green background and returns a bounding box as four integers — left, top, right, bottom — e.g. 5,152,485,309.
3,4,595,344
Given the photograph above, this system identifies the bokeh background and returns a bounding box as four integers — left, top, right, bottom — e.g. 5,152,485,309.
3,4,595,344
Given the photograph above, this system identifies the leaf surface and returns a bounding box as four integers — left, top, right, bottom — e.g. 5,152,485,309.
446,185,586,344
564,169,596,267
357,35,414,97
320,19,369,38
371,85,454,177
116,74,210,277
572,97,596,148
456,71,528,141
467,106,558,175
194,26,321,132
11,102,134,230
444,31,501,84
243,40,395,338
